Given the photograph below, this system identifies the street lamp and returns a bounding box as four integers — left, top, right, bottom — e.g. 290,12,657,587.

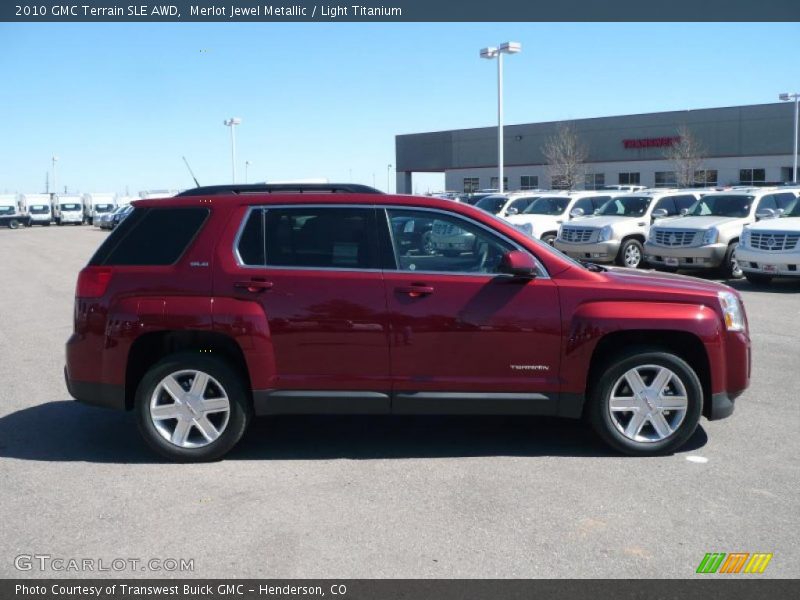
51,155,59,196
779,92,799,184
223,117,242,183
480,41,522,194
245,160,251,184
387,164,393,193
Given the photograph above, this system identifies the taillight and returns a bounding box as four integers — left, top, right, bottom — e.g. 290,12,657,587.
76,266,113,298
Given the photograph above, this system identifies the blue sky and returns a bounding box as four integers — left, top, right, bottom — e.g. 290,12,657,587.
1,22,798,195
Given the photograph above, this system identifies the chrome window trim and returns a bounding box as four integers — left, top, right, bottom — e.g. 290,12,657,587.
232,203,550,279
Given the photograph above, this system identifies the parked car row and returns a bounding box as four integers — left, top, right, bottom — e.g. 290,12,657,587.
0,193,155,229
473,187,800,285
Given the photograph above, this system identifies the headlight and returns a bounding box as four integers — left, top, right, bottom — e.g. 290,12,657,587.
703,227,719,245
598,225,613,242
516,222,533,236
740,230,750,247
718,291,745,332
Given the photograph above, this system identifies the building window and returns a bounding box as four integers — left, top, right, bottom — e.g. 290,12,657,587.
463,178,479,193
490,176,508,190
619,172,640,185
520,175,538,190
654,171,677,188
739,169,766,186
694,169,718,187
584,173,605,190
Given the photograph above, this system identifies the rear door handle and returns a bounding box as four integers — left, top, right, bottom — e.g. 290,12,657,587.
234,279,273,293
395,285,434,298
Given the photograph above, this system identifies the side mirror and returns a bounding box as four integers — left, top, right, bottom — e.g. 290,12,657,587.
680,208,689,216
498,250,538,279
570,207,584,218
593,208,601,215
506,207,519,216
756,208,776,220
651,208,669,219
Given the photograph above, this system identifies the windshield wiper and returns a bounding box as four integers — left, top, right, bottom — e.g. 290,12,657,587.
580,261,607,272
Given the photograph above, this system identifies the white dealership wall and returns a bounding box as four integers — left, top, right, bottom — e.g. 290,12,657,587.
444,154,795,192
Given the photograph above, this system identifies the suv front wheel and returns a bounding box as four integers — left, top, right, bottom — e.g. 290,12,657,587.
616,238,644,268
588,349,703,455
135,353,252,462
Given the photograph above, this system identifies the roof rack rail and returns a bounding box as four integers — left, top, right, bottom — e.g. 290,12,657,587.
176,183,384,197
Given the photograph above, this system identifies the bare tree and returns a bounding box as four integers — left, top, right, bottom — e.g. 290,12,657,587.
664,125,707,187
542,124,588,190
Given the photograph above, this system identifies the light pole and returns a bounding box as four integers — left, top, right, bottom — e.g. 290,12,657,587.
51,155,59,196
223,117,242,183
779,93,799,184
387,164,393,193
245,160,251,184
480,41,521,194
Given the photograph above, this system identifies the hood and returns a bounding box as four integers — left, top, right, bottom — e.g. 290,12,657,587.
601,265,732,296
656,215,743,230
562,215,631,229
746,216,800,233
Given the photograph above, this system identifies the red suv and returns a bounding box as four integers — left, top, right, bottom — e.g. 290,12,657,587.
65,184,751,461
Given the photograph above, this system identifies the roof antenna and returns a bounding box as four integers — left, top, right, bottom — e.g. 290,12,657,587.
182,156,201,187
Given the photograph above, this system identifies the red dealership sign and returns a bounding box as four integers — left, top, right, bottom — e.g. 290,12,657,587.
623,136,681,149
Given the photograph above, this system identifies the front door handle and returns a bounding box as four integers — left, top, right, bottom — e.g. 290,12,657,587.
395,284,434,298
234,279,273,293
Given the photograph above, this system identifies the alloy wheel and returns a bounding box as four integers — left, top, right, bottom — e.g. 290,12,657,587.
149,369,231,448
624,243,641,268
607,364,688,443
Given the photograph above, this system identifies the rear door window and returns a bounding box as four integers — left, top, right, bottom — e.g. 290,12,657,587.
262,207,378,269
90,207,209,266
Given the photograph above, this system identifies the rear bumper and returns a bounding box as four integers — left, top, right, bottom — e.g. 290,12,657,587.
64,366,126,410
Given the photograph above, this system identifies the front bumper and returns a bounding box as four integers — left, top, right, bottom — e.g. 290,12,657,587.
554,239,621,263
735,246,800,278
644,242,728,269
60,215,83,223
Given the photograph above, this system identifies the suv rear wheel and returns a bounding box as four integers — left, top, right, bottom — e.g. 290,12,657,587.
135,353,252,462
588,349,702,455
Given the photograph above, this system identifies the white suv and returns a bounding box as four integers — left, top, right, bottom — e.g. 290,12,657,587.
555,191,700,268
474,192,541,219
735,191,800,284
506,191,614,246
645,189,798,279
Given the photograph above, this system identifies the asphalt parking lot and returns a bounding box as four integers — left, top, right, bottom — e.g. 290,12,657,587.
0,225,797,579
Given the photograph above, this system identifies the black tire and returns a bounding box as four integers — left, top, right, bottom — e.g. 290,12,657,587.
720,243,743,279
56,218,62,226
616,238,644,268
8,219,20,230
541,233,557,246
44,221,51,226
135,352,252,462
744,272,773,285
587,348,703,456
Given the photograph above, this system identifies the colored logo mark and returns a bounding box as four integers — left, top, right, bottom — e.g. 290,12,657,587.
696,552,773,574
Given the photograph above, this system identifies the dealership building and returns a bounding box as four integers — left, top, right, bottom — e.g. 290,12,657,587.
394,102,799,193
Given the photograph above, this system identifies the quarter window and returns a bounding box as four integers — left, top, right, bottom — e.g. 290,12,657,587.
386,209,514,275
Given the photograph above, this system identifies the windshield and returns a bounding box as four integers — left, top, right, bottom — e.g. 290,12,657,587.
475,195,508,215
523,196,570,215
29,205,49,214
688,195,752,218
783,197,800,217
60,203,81,211
598,196,651,217
0,206,13,215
